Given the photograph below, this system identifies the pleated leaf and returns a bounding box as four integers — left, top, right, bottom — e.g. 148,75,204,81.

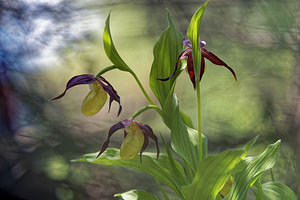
187,0,210,82
242,136,259,158
114,190,158,200
225,140,281,200
149,12,183,106
103,13,132,72
183,149,244,200
163,88,200,172
149,13,201,172
260,182,297,200
180,111,194,128
160,134,188,199
73,148,186,197
159,85,207,172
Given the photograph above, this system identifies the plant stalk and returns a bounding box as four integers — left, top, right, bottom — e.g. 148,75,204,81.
130,71,155,105
95,65,116,78
131,105,163,119
196,81,202,162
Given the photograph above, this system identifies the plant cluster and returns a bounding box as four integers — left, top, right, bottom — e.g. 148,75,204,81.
53,1,297,199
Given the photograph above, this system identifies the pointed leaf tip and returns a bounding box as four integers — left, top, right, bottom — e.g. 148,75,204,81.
103,12,132,72
187,0,210,82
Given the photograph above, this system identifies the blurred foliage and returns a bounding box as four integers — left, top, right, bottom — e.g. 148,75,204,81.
0,0,299,199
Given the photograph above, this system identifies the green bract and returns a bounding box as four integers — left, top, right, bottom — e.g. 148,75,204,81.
187,0,210,83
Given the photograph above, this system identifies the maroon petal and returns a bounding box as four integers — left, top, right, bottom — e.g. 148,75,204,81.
138,123,160,160
123,130,128,138
52,74,96,100
199,54,206,81
187,53,196,89
201,47,237,81
97,119,132,158
98,76,122,116
156,48,192,81
139,133,149,162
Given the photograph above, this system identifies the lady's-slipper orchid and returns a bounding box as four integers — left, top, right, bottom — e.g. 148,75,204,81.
158,39,237,88
52,74,122,116
97,119,159,161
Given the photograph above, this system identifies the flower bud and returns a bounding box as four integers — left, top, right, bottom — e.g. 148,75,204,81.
120,122,144,160
220,176,233,198
81,81,107,116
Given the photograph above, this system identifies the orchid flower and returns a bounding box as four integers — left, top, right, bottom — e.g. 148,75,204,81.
158,39,237,88
97,119,159,161
52,74,122,116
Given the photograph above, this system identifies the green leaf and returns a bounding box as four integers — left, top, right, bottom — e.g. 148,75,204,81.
183,149,244,200
162,86,202,172
187,126,207,159
170,107,199,172
73,148,186,198
149,10,204,173
103,13,132,72
180,111,194,128
149,11,183,106
260,182,297,200
242,136,259,158
225,140,281,200
253,176,264,200
160,133,188,188
114,190,158,200
187,0,210,82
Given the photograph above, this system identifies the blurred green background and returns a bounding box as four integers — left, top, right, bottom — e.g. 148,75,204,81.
1,0,299,199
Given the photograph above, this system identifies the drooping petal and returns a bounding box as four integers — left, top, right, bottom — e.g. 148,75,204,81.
123,130,128,138
139,132,149,162
199,54,206,81
97,119,132,158
139,124,160,160
186,52,196,89
201,47,237,81
98,76,122,116
156,48,192,81
52,74,96,100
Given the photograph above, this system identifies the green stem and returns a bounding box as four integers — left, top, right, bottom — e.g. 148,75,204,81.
130,71,155,105
155,179,170,200
196,81,202,162
131,105,163,120
95,65,116,78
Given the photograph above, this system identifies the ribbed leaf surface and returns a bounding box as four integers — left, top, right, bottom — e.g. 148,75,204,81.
73,148,186,197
